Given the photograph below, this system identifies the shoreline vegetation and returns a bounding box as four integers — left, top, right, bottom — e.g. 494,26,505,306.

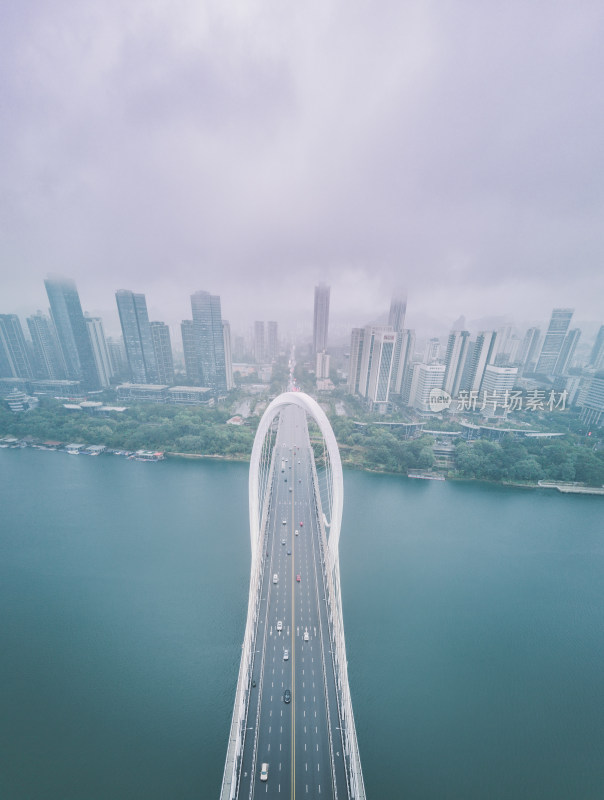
1,399,603,494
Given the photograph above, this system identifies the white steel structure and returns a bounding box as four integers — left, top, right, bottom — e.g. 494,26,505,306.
220,391,365,800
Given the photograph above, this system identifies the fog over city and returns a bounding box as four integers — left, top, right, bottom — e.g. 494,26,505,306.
2,1,603,337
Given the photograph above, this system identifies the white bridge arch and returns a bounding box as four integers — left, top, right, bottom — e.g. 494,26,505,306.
220,391,365,800
249,391,343,563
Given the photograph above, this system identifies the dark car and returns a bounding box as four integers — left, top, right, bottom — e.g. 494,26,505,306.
284,689,291,704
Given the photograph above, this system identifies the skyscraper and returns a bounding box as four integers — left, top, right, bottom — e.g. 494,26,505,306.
115,290,159,384
443,330,471,396
44,276,100,389
348,326,396,409
267,321,279,361
27,311,66,380
390,329,416,396
150,321,175,385
254,321,265,364
222,321,234,390
588,325,604,370
85,317,113,388
553,329,581,376
181,320,200,384
191,290,228,393
518,327,541,374
462,331,498,393
408,363,446,411
313,284,330,354
0,314,34,380
347,328,366,395
388,292,407,332
535,308,574,375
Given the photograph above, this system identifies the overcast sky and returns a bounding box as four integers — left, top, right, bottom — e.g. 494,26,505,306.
1,1,603,340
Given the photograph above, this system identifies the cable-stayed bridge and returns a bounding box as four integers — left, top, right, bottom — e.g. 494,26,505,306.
220,391,365,799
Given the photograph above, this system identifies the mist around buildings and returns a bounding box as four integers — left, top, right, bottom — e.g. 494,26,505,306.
1,276,603,489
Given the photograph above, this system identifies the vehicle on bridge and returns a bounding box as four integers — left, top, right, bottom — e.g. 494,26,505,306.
260,763,268,782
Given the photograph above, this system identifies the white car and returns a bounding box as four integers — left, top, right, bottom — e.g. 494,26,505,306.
282,519,287,525
303,629,309,641
281,539,285,545
276,620,283,632
283,650,289,661
295,530,299,536
260,763,269,782
273,574,278,584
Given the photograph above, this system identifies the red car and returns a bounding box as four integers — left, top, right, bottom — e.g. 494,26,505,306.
299,521,303,527
296,574,301,582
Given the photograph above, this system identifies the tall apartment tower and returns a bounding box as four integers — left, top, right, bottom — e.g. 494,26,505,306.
27,311,66,380
115,290,159,384
443,330,471,396
222,321,234,390
535,308,574,375
553,329,581,376
106,337,129,381
408,363,446,411
254,321,265,363
44,276,100,389
424,338,441,363
150,322,175,385
589,325,604,371
190,290,227,393
390,329,416,396
347,328,366,394
518,327,541,374
388,293,407,332
313,284,330,353
181,320,200,384
462,331,498,393
267,321,279,361
85,317,113,388
0,314,34,380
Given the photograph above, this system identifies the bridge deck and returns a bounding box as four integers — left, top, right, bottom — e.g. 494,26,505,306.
236,404,348,799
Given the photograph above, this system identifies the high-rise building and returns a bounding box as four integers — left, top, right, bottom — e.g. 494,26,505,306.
106,337,129,380
27,312,66,380
347,328,366,395
553,329,581,376
181,320,200,384
388,293,407,332
150,321,175,385
313,284,330,354
480,366,518,415
535,308,574,375
316,351,331,380
462,331,498,393
424,338,441,363
222,321,234,391
267,321,279,361
348,326,396,409
0,314,34,380
85,317,113,388
588,325,604,371
390,329,416,396
580,375,604,427
115,290,159,384
190,290,228,392
254,321,265,363
408,363,446,412
44,276,100,389
518,327,541,374
443,330,470,396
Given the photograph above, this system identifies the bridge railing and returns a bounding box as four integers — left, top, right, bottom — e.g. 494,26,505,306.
309,442,367,800
219,435,278,800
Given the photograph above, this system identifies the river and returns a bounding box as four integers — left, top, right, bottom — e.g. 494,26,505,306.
0,448,602,798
